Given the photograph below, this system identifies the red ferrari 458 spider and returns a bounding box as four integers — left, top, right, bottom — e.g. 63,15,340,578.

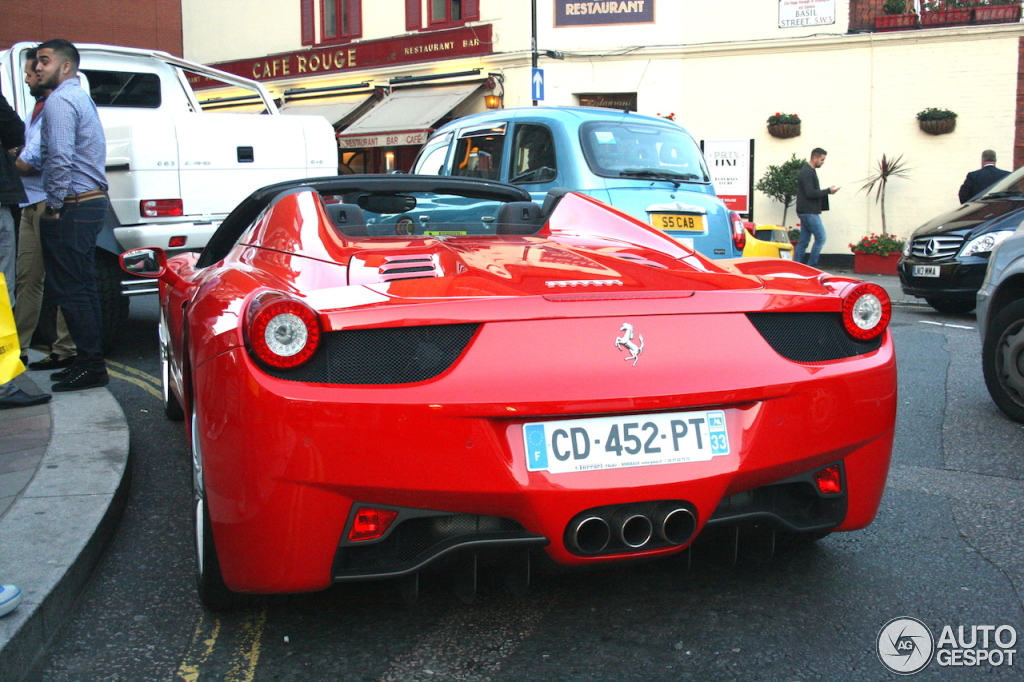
121,175,896,610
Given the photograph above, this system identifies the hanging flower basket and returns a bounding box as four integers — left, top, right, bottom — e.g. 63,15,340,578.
919,118,956,135
767,123,801,139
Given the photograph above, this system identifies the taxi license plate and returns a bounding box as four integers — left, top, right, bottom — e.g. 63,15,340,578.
650,213,706,232
524,410,730,474
913,265,940,278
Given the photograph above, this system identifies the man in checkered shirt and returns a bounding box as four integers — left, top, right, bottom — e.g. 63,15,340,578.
35,39,109,392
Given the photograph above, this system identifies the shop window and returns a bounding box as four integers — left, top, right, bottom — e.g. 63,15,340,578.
408,0,479,30
510,124,556,184
322,0,362,41
452,123,505,181
339,150,368,175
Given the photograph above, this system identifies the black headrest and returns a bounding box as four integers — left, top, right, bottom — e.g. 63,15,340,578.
540,187,572,220
325,203,367,237
496,201,544,235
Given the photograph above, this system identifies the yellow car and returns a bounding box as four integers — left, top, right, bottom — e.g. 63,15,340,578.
742,224,795,260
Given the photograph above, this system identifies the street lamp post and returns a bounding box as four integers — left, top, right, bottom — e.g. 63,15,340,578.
532,0,538,106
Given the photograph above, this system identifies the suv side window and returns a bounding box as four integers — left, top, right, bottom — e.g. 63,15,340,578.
452,123,506,180
510,124,557,184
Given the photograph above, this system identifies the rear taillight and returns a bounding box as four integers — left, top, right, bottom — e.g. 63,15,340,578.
141,199,183,217
813,464,843,495
246,292,321,368
729,211,746,252
348,507,399,542
841,282,891,340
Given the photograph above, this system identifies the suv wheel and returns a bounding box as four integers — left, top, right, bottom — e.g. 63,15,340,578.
925,296,976,315
982,298,1024,423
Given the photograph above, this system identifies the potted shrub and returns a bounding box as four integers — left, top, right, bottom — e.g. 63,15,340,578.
850,233,907,275
917,107,957,135
876,0,920,30
859,153,912,236
787,227,801,247
921,0,973,26
973,0,1022,24
754,154,805,226
766,112,801,139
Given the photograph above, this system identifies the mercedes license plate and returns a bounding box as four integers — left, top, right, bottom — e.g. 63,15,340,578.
524,410,730,474
913,265,940,277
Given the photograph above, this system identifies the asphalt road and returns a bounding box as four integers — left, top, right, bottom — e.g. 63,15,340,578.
23,295,1024,681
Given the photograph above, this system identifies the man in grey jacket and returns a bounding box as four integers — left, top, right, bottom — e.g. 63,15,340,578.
794,147,839,268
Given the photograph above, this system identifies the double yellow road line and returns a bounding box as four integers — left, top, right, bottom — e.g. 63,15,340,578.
106,359,162,399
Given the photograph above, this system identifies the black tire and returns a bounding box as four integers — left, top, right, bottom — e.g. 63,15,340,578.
981,298,1024,423
96,252,130,353
924,296,976,315
192,409,254,610
159,313,184,421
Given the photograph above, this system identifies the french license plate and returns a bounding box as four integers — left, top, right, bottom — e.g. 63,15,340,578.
913,265,940,278
524,410,730,474
650,213,706,232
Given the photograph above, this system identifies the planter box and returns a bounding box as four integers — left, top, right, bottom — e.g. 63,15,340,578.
921,8,972,27
853,252,902,276
973,5,1022,25
767,122,801,139
919,117,956,135
875,13,919,31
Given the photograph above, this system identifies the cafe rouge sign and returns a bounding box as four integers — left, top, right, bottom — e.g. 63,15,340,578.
192,25,493,88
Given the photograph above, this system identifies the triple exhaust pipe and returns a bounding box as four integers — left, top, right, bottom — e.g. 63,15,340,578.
567,503,697,555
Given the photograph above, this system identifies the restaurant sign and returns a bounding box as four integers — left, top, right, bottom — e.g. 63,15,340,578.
338,131,429,149
555,1,655,26
190,25,493,89
778,0,835,28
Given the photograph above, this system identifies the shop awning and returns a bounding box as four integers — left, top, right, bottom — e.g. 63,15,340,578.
278,94,374,127
336,82,482,149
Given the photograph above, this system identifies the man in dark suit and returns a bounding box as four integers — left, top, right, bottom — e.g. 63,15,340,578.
959,150,1010,204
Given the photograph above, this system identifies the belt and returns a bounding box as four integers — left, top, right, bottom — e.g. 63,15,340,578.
63,190,106,203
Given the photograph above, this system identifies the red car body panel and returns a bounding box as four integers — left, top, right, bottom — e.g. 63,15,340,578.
134,177,896,596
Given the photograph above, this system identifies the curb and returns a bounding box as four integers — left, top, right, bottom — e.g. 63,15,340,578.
0,373,130,682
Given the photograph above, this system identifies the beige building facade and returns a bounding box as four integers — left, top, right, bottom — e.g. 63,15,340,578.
181,0,1024,255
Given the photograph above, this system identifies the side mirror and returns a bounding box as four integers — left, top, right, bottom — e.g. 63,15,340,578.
120,248,166,277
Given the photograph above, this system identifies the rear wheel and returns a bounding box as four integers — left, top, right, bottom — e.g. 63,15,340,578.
192,408,254,610
982,299,1024,423
924,296,976,315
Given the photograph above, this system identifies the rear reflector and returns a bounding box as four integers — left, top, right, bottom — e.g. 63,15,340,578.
141,199,183,218
348,507,399,542
813,465,843,495
168,236,187,248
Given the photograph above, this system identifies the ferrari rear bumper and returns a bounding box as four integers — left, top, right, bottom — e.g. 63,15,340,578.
191,316,895,594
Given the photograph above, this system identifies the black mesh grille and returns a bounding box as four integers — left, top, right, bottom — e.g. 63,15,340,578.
708,481,846,531
262,323,479,384
334,514,528,574
746,312,881,362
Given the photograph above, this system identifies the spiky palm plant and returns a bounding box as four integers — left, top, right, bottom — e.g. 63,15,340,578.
859,153,912,236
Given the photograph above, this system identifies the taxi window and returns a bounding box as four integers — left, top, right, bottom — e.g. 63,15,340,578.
510,124,557,184
412,139,451,175
452,123,506,181
580,121,709,183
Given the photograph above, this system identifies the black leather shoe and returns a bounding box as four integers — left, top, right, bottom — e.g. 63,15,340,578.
0,388,53,409
52,367,109,392
29,353,77,371
50,365,75,381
